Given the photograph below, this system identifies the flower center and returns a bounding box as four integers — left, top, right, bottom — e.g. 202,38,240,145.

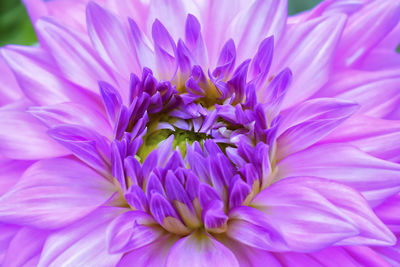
108,62,275,236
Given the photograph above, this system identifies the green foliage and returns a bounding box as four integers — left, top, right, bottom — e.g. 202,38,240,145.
0,0,37,46
288,0,323,15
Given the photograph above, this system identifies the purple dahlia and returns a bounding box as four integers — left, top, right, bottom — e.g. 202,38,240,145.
1,0,400,266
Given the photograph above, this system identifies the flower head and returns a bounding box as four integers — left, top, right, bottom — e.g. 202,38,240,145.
1,0,400,266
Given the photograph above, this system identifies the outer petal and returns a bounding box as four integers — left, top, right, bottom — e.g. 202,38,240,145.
1,46,99,108
148,0,200,40
0,224,20,264
0,158,116,229
322,115,400,162
277,143,400,207
86,2,141,92
277,98,358,159
228,0,287,63
38,207,126,267
336,1,400,66
251,177,395,251
36,18,116,92
220,237,282,267
166,231,239,267
117,235,178,267
29,102,112,138
106,210,164,254
0,55,21,106
0,159,32,196
2,227,48,267
23,0,107,33
200,0,248,66
336,76,400,118
271,14,346,109
0,109,67,160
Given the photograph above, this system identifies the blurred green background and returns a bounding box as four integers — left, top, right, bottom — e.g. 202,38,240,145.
0,0,323,46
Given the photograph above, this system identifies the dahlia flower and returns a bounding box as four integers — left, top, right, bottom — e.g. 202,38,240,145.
0,0,400,266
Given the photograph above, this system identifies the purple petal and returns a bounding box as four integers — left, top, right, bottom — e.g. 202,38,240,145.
152,19,177,80
185,14,208,67
106,210,164,254
229,175,251,208
203,200,228,232
166,231,239,267
48,124,111,175
149,192,178,223
125,185,148,212
165,171,191,206
146,173,166,199
212,39,236,79
111,141,126,190
261,68,292,122
0,158,115,229
99,81,122,124
249,36,274,85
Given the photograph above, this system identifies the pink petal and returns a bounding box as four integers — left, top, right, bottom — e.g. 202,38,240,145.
272,14,346,109
39,207,126,267
220,237,282,267
252,177,395,251
86,2,141,95
166,231,239,267
316,68,400,98
277,98,358,159
307,246,361,267
0,158,116,228
322,115,400,162
273,252,327,266
228,0,287,63
0,158,32,196
336,1,400,66
2,227,48,267
0,54,21,106
200,0,247,66
0,109,68,159
375,193,400,233
147,0,200,41
227,206,288,251
23,0,107,33
336,76,400,118
117,235,178,267
277,143,400,207
1,45,101,109
36,18,116,92
0,223,20,263
28,102,112,138
345,246,391,267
